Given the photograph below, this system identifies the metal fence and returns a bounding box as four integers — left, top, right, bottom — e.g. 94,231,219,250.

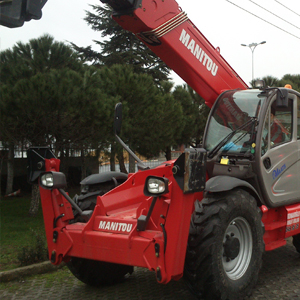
99,152,182,173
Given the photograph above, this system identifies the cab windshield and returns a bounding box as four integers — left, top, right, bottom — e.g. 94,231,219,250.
205,90,266,156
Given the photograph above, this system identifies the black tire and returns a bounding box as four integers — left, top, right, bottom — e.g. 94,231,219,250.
184,189,264,300
67,257,134,286
71,181,117,223
293,234,300,253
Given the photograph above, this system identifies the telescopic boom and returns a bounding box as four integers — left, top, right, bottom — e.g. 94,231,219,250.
101,0,248,107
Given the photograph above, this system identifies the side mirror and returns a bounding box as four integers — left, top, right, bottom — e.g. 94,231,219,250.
173,148,207,193
27,147,56,184
0,0,24,28
0,0,47,28
276,89,289,108
114,103,123,135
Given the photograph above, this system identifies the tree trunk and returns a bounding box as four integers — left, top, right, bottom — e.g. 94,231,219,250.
57,145,65,173
28,184,40,217
117,150,127,174
110,143,116,171
165,146,172,161
0,154,4,200
65,146,70,181
5,142,14,195
129,153,136,173
81,147,86,180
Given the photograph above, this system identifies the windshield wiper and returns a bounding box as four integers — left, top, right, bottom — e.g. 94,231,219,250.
207,117,257,159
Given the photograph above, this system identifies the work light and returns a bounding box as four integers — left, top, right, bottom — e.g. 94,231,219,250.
40,172,67,190
41,173,54,187
144,176,169,196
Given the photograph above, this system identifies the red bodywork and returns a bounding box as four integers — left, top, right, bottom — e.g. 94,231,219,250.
41,157,300,284
41,158,202,283
261,204,300,251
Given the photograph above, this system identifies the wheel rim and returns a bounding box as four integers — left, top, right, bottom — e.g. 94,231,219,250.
222,217,253,280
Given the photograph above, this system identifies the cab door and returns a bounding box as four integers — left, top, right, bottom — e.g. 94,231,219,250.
259,93,299,207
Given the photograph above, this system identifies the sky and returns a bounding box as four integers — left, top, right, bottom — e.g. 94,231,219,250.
0,0,299,87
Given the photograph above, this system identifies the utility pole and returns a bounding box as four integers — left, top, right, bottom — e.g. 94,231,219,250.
241,41,266,81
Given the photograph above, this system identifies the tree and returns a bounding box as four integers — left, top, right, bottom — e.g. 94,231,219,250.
0,35,88,215
0,35,82,87
0,45,29,195
172,84,210,148
13,67,115,164
72,4,170,83
96,64,184,171
251,74,300,91
0,82,24,195
279,74,300,91
250,76,279,88
262,76,279,87
14,34,82,75
6,66,116,215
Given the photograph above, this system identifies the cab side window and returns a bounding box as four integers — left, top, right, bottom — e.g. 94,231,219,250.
271,103,292,147
297,96,300,139
261,99,293,155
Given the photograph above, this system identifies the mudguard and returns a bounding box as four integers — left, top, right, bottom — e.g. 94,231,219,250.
73,172,129,216
80,171,128,186
78,171,129,202
205,175,262,203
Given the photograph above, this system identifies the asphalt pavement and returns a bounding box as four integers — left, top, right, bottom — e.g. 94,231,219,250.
0,238,300,299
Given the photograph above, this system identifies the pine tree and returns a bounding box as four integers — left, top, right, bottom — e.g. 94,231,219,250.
72,4,170,83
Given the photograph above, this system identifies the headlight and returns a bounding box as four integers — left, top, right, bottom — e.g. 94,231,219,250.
41,173,54,187
40,172,67,190
144,176,169,197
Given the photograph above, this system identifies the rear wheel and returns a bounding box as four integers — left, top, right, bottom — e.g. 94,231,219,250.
184,189,264,300
293,234,300,253
71,170,128,223
71,181,116,223
68,173,133,285
67,257,133,286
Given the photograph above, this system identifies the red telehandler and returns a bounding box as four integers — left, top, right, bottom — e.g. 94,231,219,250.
2,0,300,299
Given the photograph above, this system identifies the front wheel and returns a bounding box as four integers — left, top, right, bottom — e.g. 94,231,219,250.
67,257,133,286
184,189,264,300
292,234,300,253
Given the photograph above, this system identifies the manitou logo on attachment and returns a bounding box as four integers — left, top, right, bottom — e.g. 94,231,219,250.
179,29,218,76
98,220,133,234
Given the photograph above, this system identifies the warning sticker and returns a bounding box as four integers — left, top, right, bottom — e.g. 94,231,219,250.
286,211,300,232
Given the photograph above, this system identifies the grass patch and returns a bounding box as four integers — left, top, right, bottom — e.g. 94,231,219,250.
42,267,75,288
0,188,80,272
0,267,75,292
0,195,46,271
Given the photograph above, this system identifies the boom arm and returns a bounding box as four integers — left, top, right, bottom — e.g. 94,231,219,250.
102,0,248,107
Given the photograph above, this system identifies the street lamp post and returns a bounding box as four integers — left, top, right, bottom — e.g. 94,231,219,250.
241,41,266,81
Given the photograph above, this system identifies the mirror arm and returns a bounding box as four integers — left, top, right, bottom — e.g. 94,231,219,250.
58,188,83,216
264,87,285,99
115,134,148,169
